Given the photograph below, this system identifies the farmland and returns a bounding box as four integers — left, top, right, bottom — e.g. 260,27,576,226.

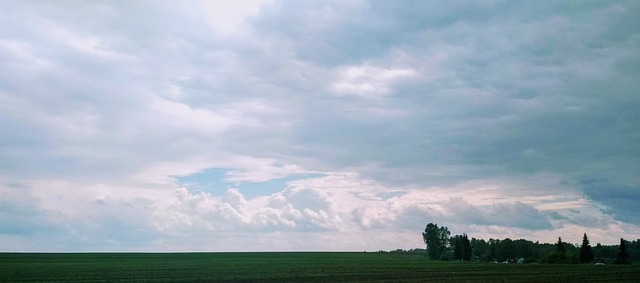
1,252,639,282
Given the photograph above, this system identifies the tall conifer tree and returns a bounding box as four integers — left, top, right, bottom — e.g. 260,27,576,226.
615,238,631,264
579,233,594,263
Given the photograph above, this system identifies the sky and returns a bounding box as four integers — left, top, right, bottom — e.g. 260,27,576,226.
1,0,639,252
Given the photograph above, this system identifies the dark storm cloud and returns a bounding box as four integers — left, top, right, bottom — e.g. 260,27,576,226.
581,179,640,225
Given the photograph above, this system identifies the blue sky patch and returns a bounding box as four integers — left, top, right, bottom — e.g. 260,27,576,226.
176,168,325,199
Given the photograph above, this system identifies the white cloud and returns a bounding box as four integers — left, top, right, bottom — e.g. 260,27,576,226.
150,98,236,133
199,0,274,35
223,157,312,183
0,38,52,71
154,185,342,234
330,64,418,98
0,169,637,251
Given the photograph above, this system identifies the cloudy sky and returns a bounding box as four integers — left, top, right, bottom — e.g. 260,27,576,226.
1,0,639,251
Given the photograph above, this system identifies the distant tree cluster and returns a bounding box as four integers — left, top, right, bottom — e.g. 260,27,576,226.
422,223,639,264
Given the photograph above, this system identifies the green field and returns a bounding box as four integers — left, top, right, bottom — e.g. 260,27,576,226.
1,252,639,282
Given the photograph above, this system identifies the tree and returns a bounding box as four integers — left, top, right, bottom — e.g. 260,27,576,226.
439,226,451,260
632,239,640,262
556,237,566,254
452,234,472,261
488,238,500,261
614,238,631,264
422,223,450,260
502,238,515,259
461,234,472,261
471,238,489,261
593,243,603,258
454,236,462,260
579,233,595,263
547,237,567,263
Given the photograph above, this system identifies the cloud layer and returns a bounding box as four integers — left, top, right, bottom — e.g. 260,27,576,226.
1,0,639,251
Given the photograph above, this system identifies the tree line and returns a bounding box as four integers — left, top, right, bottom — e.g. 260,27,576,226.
422,223,638,264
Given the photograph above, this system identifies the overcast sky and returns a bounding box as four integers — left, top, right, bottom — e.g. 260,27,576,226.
1,0,639,251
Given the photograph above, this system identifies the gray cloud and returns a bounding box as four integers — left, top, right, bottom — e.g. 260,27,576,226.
446,198,552,230
241,0,640,190
581,179,640,224
1,0,639,250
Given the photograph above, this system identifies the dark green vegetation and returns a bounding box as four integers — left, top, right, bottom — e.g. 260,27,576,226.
423,223,640,264
2,252,640,282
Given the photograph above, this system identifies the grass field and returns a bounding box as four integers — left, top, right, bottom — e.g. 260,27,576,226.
1,252,639,282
